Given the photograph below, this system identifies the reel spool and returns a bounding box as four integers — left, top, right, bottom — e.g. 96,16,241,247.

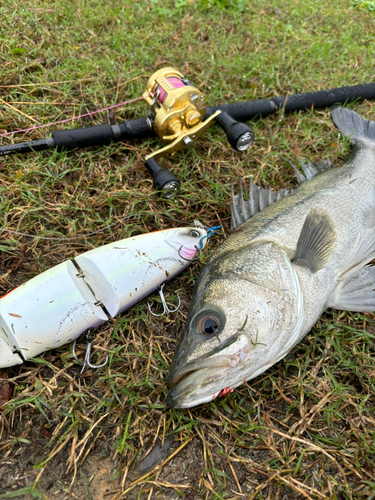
142,67,255,198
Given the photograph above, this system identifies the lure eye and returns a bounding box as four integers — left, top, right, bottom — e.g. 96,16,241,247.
189,229,200,238
197,313,222,336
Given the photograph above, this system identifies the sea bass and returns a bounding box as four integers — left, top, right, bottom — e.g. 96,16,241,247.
166,107,375,409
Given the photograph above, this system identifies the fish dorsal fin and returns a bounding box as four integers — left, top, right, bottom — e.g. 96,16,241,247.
230,157,334,230
289,158,334,184
294,208,336,273
230,178,290,230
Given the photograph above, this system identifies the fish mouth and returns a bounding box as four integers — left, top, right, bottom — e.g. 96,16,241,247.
166,338,251,409
167,355,234,390
166,365,227,409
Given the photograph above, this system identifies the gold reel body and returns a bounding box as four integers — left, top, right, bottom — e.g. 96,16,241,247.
143,68,220,159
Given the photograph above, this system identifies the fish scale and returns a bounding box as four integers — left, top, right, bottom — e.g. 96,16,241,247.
225,160,374,259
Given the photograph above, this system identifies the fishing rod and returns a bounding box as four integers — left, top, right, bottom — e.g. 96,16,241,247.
1,67,375,197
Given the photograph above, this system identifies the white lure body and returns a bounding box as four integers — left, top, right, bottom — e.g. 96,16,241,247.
0,226,207,368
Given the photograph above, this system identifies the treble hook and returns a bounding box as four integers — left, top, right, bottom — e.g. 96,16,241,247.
178,244,201,262
72,330,108,376
147,283,181,317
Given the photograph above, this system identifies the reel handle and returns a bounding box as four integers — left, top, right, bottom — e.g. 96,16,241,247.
144,157,180,198
214,112,255,151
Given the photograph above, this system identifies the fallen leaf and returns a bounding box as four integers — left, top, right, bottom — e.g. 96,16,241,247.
0,370,12,407
40,426,53,440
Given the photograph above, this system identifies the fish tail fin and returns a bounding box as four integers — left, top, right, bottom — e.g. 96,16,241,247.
331,107,375,146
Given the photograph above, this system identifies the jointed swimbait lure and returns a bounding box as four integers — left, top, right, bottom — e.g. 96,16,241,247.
0,226,207,368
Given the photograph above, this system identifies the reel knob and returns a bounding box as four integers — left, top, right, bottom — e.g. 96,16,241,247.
215,111,255,151
144,157,180,198
185,109,201,127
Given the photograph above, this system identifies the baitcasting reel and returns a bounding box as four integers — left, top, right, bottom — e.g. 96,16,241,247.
142,67,255,197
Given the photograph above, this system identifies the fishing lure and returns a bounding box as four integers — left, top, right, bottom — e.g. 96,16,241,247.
0,226,208,368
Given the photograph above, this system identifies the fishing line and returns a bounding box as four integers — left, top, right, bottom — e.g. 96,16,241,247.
155,76,186,105
199,225,222,249
0,214,139,241
0,94,151,138
0,218,222,243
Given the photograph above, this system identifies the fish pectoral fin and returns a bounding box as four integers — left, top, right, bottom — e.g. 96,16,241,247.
293,208,336,273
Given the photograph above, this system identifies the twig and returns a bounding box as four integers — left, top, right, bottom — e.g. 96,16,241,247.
119,434,195,497
0,97,38,123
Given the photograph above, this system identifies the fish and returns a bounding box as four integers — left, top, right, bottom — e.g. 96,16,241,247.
166,107,375,409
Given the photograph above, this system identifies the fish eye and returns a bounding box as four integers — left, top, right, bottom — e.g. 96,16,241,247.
202,318,218,334
197,312,222,336
189,230,200,238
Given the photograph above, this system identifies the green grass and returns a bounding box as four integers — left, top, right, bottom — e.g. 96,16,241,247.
1,0,375,498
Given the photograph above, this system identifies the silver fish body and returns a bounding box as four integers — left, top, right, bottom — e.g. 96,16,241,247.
166,108,375,408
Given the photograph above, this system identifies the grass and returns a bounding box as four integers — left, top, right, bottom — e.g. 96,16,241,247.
0,0,375,498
